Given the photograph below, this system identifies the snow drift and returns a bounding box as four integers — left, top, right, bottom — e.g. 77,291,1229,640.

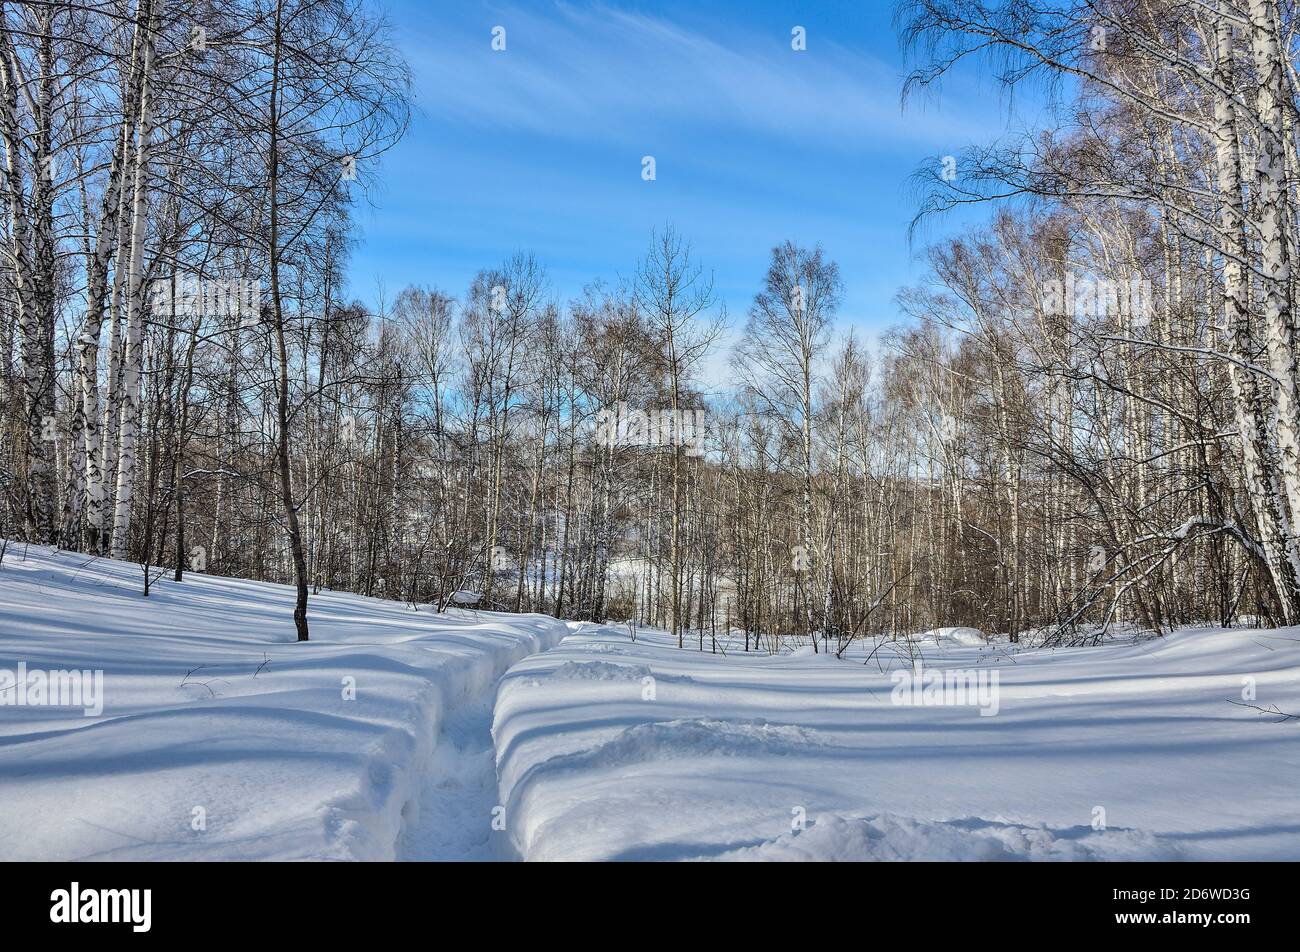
493,622,1300,861
0,545,567,861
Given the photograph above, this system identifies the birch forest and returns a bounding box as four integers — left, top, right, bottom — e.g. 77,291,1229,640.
3,0,1300,653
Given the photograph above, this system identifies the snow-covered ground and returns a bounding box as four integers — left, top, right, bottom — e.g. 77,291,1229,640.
0,545,566,860
6,543,1298,862
494,622,1300,861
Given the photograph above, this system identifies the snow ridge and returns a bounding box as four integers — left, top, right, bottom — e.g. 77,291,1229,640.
494,621,1300,862
0,545,568,861
710,814,1183,862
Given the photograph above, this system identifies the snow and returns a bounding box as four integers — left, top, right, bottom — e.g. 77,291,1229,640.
6,542,1300,863
910,626,988,647
0,545,567,861
709,813,1171,862
493,623,1300,861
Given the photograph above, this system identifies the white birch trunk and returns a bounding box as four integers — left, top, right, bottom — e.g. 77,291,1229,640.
109,23,155,559
1248,0,1300,548
1213,12,1300,619
79,3,146,553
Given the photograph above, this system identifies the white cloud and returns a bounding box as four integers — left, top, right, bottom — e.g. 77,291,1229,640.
406,2,997,149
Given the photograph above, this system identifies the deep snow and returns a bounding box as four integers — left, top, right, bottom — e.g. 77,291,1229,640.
0,544,566,860
5,543,1299,863
493,622,1300,861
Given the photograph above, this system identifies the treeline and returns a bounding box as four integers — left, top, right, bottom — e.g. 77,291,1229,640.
3,0,1298,650
0,0,408,640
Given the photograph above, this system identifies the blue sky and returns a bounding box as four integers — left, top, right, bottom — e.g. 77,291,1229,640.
348,0,1039,353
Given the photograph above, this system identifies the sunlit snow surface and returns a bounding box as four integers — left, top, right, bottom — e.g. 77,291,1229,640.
2,544,1297,862
495,622,1300,861
0,545,565,860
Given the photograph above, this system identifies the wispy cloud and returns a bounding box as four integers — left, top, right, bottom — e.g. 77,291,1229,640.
405,2,992,150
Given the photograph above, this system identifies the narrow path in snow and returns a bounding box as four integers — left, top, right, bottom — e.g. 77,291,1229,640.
397,698,506,861
395,621,587,861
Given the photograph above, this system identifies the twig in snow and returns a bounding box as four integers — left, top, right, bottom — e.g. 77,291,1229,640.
180,665,228,697
1227,699,1299,722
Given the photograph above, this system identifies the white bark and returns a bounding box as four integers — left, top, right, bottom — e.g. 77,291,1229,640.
1212,11,1300,620
1247,0,1300,549
80,2,146,553
109,20,155,560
